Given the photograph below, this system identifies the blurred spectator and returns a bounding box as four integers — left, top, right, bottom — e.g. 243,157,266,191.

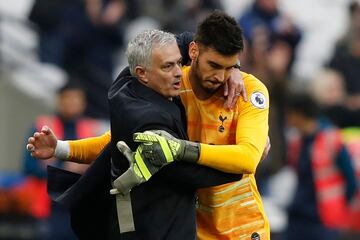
138,0,223,34
254,37,293,184
237,0,303,189
239,0,302,74
22,81,108,239
28,0,127,118
310,69,360,128
241,39,293,191
285,92,358,240
328,1,360,111
163,0,223,33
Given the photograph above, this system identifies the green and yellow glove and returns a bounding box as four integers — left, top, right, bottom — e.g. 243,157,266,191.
133,130,200,166
110,141,162,195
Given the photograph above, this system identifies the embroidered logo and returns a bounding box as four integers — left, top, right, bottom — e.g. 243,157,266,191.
218,113,227,132
251,232,260,240
250,91,266,109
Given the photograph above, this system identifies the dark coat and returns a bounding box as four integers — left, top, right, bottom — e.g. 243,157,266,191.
48,68,241,240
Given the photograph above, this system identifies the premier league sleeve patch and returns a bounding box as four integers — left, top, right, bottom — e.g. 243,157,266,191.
250,91,267,109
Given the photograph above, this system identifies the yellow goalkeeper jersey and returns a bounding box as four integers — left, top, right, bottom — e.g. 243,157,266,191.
67,66,270,239
180,66,270,240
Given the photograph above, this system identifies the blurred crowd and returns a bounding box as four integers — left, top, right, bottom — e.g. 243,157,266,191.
27,0,223,119
0,0,360,239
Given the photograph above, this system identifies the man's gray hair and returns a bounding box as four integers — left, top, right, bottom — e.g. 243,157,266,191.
126,29,177,75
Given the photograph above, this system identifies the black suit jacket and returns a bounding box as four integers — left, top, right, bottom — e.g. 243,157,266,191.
48,68,241,240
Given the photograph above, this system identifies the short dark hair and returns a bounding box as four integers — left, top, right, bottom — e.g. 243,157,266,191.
194,10,244,56
285,92,320,119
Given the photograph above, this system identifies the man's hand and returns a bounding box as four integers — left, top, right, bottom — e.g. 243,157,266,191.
26,126,57,159
224,68,247,109
111,141,164,195
133,130,200,165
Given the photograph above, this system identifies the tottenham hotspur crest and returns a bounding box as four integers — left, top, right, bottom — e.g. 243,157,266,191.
218,113,227,132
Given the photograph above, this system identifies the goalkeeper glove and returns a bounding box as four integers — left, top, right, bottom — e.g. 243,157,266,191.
110,141,162,195
133,130,200,166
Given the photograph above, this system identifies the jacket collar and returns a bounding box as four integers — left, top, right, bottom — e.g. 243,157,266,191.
129,79,183,117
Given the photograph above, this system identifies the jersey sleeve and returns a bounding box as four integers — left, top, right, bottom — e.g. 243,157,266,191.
68,131,111,164
138,123,241,189
198,75,269,174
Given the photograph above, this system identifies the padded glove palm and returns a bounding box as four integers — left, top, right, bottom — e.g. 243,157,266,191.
110,141,162,195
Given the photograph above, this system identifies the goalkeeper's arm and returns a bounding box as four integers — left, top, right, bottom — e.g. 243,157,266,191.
54,131,110,163
134,130,269,174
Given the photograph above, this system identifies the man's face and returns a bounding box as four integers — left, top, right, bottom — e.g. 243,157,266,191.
145,42,183,99
191,43,239,94
57,89,86,120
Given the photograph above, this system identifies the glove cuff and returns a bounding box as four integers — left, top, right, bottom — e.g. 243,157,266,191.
182,141,200,163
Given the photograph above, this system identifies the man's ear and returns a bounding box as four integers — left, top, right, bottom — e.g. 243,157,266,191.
189,41,199,61
135,66,148,84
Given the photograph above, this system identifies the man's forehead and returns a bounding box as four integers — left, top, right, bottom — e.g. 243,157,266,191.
152,43,181,60
199,48,238,65
198,44,238,57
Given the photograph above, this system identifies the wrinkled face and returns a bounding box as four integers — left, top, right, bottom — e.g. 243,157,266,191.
144,42,183,99
57,89,86,120
190,43,239,95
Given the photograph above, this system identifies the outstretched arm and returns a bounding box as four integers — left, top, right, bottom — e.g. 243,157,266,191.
27,126,111,164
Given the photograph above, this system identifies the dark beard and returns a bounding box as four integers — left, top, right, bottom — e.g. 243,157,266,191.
194,58,218,94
